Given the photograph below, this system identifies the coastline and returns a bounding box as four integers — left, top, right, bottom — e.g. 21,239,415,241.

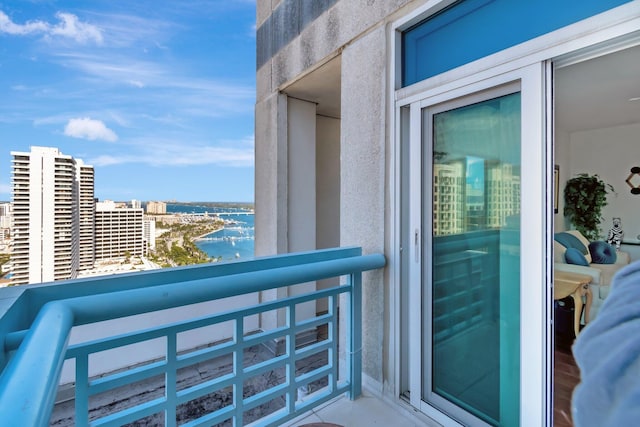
194,226,224,241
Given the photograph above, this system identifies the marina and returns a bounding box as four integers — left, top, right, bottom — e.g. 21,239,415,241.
165,204,255,261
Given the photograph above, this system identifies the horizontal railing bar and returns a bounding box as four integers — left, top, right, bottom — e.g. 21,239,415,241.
295,338,333,360
66,328,171,359
243,353,289,378
57,253,384,327
241,326,290,347
10,283,349,355
242,382,289,412
25,247,365,318
88,360,167,396
175,340,237,369
4,255,373,352
176,372,235,405
295,364,332,386
91,396,166,427
181,403,236,427
295,312,333,331
215,285,349,322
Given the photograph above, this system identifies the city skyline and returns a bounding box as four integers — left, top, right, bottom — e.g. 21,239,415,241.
0,1,256,203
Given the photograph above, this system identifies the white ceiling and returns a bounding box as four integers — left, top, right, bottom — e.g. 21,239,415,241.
284,56,341,118
555,44,640,133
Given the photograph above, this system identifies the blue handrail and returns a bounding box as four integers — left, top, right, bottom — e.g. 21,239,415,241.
0,247,385,426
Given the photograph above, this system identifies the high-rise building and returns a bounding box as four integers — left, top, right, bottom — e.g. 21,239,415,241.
0,203,10,232
146,201,166,214
10,147,95,285
143,218,156,251
131,199,141,209
77,161,95,270
95,201,145,259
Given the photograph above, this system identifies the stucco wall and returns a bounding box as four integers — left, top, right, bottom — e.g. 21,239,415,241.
256,0,413,104
255,0,419,391
340,25,387,383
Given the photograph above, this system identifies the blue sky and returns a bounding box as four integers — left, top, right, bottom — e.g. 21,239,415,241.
0,0,256,203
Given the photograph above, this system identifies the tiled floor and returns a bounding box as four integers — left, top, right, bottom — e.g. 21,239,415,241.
283,389,442,427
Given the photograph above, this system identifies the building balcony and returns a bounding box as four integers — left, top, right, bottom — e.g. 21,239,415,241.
0,247,389,427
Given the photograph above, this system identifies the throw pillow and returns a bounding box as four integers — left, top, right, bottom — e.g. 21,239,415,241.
589,241,617,264
554,232,589,255
565,247,590,266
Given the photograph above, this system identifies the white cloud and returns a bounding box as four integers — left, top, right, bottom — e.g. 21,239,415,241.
0,10,102,44
88,136,254,168
64,117,118,142
49,12,103,44
0,11,48,35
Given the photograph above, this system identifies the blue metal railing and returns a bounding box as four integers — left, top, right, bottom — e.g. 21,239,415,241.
0,247,385,426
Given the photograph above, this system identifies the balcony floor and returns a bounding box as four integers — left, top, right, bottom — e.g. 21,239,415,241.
283,389,442,427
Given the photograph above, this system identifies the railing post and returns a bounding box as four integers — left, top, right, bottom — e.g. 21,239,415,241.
349,270,362,400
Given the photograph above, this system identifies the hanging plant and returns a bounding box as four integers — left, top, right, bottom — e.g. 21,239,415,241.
563,173,615,241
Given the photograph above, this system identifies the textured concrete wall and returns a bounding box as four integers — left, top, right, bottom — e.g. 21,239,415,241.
255,0,421,390
340,26,388,383
255,92,288,257
257,0,414,104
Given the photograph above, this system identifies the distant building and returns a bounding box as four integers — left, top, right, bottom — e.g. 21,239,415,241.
143,218,156,251
131,199,141,209
10,147,94,285
77,161,96,271
0,203,10,254
95,201,145,259
146,201,167,215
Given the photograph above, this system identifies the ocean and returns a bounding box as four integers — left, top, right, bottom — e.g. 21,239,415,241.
165,204,255,262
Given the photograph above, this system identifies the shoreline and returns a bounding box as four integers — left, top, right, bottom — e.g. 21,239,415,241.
194,226,224,241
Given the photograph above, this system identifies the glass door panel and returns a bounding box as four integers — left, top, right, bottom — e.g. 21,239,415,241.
424,91,521,426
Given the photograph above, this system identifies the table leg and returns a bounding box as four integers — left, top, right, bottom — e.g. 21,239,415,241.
582,284,592,325
571,290,583,338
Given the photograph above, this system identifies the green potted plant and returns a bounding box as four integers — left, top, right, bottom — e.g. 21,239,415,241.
563,173,615,241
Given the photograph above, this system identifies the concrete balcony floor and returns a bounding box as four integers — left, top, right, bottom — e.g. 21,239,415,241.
283,389,442,427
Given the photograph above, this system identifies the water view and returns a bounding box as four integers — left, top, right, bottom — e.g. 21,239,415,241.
166,204,254,262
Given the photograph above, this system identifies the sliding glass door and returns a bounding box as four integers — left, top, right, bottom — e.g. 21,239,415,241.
406,65,547,426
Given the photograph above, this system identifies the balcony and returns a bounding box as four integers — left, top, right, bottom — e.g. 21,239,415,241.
0,247,392,426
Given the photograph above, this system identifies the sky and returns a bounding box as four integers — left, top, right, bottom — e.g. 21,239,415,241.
0,0,256,203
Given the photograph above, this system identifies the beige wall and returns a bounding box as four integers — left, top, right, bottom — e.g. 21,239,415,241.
567,122,640,240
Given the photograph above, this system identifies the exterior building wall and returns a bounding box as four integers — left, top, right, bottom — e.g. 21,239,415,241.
95,202,145,259
77,163,95,271
143,219,156,251
10,147,93,285
255,0,416,388
146,201,167,215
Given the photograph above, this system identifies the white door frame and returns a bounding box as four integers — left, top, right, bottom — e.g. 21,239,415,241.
405,65,546,426
389,2,640,425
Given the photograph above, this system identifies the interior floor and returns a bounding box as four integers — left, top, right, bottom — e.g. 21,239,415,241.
553,339,580,427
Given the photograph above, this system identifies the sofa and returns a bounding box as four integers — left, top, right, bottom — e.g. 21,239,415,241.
554,229,630,321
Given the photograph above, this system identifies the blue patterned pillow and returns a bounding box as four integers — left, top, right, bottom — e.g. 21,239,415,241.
554,232,589,255
589,241,617,264
565,248,589,266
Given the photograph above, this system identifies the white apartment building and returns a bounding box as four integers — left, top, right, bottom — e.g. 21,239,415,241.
77,161,95,271
95,201,145,259
0,203,10,229
10,147,94,285
143,218,156,251
0,203,10,254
